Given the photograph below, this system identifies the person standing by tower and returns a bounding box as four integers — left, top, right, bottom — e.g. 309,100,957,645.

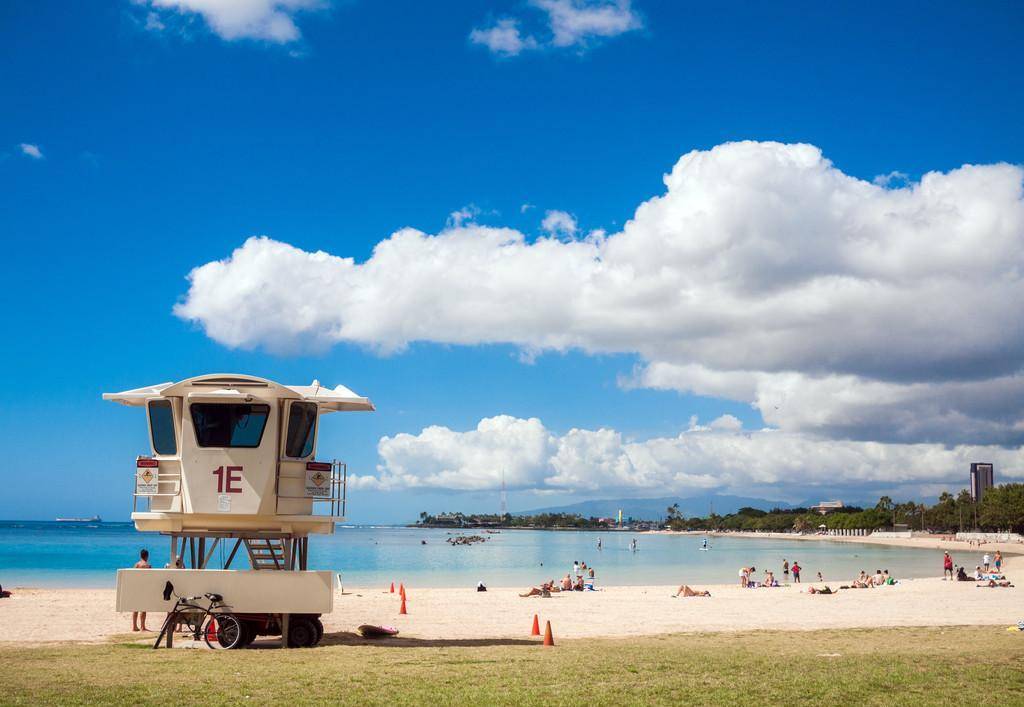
130,549,151,631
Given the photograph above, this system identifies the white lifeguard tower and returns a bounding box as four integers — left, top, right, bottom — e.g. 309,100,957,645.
105,373,374,647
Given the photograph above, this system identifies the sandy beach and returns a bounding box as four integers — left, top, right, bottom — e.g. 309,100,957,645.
2,547,1018,646
699,531,1024,555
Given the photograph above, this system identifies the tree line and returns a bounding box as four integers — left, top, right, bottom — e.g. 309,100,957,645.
415,483,1024,533
663,483,1024,534
416,511,624,529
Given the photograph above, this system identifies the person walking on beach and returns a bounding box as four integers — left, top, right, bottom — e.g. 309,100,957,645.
782,559,789,580
791,561,801,583
943,552,954,580
131,549,151,631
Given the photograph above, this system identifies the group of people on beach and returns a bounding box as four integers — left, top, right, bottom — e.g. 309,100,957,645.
848,569,894,588
127,548,189,631
737,559,812,588
943,550,1011,586
520,560,597,597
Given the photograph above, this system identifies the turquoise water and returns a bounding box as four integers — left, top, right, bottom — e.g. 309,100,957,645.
0,521,980,589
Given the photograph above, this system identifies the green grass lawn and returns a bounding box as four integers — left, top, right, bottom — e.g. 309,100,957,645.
2,626,1022,705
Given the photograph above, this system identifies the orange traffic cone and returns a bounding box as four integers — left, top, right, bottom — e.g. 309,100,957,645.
399,595,408,615
531,614,540,636
543,620,554,647
399,583,406,599
389,582,395,593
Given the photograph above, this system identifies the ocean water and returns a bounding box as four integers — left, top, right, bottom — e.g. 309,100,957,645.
0,521,982,589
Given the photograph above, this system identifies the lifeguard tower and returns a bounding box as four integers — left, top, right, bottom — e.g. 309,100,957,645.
105,373,374,647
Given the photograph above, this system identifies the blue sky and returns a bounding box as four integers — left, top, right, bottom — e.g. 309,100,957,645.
2,1,1023,523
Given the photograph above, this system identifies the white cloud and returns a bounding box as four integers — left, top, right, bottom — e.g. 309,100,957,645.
540,209,578,237
447,204,481,228
470,0,641,56
351,414,1024,498
634,364,1024,446
709,414,742,432
358,415,555,491
144,11,166,31
873,170,909,187
175,141,1024,445
19,143,43,160
535,0,642,48
469,18,538,57
137,0,325,43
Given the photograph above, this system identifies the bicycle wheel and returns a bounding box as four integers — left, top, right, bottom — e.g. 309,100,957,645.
203,613,243,650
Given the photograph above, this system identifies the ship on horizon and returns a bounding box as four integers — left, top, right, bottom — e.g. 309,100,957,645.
55,515,102,523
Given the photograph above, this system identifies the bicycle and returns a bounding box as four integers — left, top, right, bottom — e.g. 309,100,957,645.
154,589,243,650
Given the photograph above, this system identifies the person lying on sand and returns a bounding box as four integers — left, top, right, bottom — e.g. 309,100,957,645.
520,585,552,598
978,579,1014,588
807,586,836,594
520,580,557,597
673,585,711,597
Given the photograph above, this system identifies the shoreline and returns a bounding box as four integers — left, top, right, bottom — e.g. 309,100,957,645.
5,530,1018,591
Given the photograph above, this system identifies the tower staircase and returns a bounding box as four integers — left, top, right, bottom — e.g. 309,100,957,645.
244,538,289,570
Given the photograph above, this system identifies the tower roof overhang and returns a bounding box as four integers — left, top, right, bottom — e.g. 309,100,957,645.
102,373,374,413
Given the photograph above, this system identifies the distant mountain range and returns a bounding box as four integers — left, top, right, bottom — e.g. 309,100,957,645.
516,494,798,521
